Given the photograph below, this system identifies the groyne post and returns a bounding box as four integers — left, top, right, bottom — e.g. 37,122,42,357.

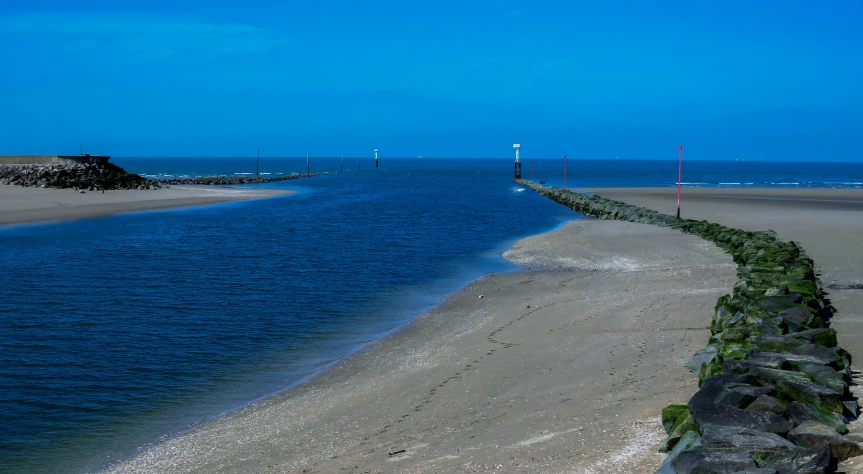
677,145,683,219
256,150,260,178
340,155,344,172
357,154,360,170
306,153,310,175
563,155,567,189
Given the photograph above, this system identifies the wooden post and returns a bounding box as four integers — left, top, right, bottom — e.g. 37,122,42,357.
256,150,260,178
564,155,567,189
307,153,310,175
677,145,683,219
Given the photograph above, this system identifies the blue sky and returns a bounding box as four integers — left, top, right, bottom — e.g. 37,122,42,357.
1,1,860,160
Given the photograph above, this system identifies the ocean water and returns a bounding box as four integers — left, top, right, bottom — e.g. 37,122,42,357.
1,158,861,473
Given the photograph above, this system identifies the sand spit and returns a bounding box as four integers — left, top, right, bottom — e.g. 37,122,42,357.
0,185,295,225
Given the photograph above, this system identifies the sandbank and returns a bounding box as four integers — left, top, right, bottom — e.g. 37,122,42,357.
0,185,295,225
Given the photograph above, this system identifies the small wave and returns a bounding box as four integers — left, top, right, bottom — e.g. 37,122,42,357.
233,172,255,176
512,187,525,193
718,182,741,185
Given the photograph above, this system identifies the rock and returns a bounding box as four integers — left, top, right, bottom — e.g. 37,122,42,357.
746,395,786,414
751,367,843,414
716,386,774,409
671,450,757,474
662,404,690,434
843,400,858,418
688,345,720,375
723,357,788,375
791,344,845,367
689,400,793,434
756,352,837,370
730,469,777,474
661,412,698,452
787,402,848,434
787,421,863,461
749,335,803,353
762,446,832,473
791,328,837,348
778,306,822,329
701,424,796,454
655,430,702,474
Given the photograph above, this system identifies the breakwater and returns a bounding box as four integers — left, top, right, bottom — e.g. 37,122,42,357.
154,172,327,186
516,179,859,473
1,163,160,190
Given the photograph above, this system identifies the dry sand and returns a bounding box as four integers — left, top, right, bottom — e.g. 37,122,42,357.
0,185,295,225
104,219,737,473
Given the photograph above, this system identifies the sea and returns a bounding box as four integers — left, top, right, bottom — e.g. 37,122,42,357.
1,158,861,473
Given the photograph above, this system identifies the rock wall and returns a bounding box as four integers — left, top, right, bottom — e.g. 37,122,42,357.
516,179,859,474
154,172,327,186
0,163,160,191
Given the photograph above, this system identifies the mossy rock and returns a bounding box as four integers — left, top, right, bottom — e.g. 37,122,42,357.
662,404,690,434
720,340,754,360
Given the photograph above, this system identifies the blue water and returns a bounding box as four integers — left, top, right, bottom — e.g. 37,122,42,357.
1,158,861,473
121,157,863,189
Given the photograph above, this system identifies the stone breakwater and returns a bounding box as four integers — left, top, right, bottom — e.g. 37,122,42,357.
0,163,160,191
154,172,327,186
516,180,860,474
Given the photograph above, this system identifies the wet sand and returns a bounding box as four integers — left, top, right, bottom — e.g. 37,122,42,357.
0,185,295,225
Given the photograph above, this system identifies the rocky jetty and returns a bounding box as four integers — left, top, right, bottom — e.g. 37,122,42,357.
516,179,859,473
155,172,327,186
0,163,160,191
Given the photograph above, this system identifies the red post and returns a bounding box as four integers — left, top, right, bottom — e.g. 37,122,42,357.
677,145,683,219
564,155,567,189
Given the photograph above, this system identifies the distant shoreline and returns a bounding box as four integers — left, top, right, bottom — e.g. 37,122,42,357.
0,185,295,226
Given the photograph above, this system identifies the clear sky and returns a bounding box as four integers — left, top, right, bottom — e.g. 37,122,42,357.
1,1,860,160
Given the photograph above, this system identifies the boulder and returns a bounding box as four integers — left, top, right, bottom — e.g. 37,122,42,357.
671,450,757,474
745,395,786,414
787,421,863,461
662,404,690,434
716,386,774,409
787,402,848,434
754,447,832,473
700,424,796,454
790,329,837,348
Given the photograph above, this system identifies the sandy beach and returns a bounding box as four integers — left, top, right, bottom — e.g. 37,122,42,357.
0,185,295,225
96,186,863,473
104,216,737,473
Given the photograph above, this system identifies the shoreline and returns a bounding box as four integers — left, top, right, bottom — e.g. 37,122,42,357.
103,214,737,473
0,184,296,226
